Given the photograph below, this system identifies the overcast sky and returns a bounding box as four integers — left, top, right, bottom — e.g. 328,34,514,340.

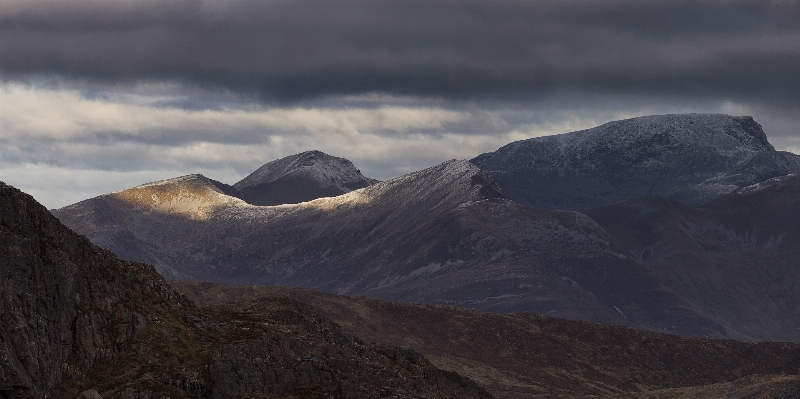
2,0,800,208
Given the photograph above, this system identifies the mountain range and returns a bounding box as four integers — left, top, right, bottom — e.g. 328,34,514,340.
4,179,800,398
51,113,800,342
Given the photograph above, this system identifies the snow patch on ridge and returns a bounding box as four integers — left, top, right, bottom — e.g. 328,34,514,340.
734,174,798,196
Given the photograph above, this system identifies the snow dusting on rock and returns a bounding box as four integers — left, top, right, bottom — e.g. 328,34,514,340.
472,114,800,210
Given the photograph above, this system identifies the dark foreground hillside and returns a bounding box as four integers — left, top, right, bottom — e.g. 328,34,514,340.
174,282,800,399
0,181,490,399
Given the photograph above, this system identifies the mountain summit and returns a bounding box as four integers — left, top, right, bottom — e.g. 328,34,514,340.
471,114,800,210
233,150,378,206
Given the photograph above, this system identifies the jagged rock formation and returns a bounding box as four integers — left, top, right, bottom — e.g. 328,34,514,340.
174,282,800,399
471,114,800,210
582,174,800,342
0,181,494,399
53,160,724,337
233,150,378,206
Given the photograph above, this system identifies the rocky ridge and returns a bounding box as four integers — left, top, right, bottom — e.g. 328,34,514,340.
471,114,800,210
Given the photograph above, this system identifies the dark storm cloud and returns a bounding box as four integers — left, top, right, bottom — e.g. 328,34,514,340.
2,0,800,106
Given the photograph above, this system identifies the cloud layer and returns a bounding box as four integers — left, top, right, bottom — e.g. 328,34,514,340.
2,0,800,108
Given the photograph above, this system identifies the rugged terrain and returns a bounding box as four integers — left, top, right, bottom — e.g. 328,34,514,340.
471,114,800,210
5,180,800,398
174,282,800,399
0,181,492,399
52,160,724,338
582,174,800,342
233,150,378,206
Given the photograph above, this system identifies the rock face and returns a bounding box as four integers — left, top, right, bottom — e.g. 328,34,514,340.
0,181,187,398
582,174,800,341
0,181,493,398
54,161,722,338
471,114,800,210
233,150,378,206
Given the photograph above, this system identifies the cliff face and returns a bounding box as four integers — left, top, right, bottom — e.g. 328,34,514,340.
0,182,185,398
0,181,491,399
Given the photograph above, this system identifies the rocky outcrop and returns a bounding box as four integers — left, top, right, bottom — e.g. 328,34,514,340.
471,114,800,210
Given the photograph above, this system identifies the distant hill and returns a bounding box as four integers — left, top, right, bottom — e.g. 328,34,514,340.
471,114,800,210
233,150,378,206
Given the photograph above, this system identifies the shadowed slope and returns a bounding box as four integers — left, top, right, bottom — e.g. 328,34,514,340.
583,174,800,341
0,181,193,398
